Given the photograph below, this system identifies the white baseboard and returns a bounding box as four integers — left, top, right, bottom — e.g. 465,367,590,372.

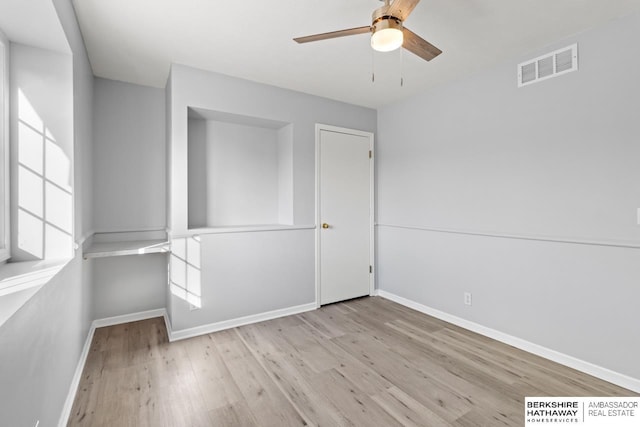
163,310,173,342
57,324,95,427
166,302,317,342
92,308,167,328
376,290,640,393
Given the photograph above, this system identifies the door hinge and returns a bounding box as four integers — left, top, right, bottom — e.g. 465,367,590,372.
369,150,372,159
369,265,373,273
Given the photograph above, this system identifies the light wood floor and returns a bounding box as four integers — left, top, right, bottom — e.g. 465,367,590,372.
69,297,635,426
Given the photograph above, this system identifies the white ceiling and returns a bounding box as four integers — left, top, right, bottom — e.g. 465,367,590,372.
71,0,640,108
0,0,69,54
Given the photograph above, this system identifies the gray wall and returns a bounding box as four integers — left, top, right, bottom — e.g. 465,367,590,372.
71,17,94,241
377,11,640,380
0,1,94,426
188,116,295,228
0,255,90,427
169,65,377,233
51,0,94,240
187,117,206,228
187,118,284,227
167,65,376,331
169,230,315,331
93,77,166,233
9,43,74,261
92,253,167,320
205,120,281,226
91,77,167,319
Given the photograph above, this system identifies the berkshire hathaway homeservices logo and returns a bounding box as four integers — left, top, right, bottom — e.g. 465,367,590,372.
525,397,639,426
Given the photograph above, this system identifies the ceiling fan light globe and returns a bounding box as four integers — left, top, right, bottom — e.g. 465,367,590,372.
371,17,404,52
371,27,403,52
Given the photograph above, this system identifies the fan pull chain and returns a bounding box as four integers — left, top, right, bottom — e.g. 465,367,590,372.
371,48,376,83
400,45,404,87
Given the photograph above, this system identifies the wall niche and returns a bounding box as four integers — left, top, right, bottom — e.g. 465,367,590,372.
187,107,293,229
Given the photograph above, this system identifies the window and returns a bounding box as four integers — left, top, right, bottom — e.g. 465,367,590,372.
0,29,9,262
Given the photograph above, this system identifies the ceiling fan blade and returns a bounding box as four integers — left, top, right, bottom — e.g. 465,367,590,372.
402,27,442,61
386,0,420,21
294,26,371,44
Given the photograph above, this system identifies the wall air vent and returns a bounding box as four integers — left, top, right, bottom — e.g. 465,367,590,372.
517,43,578,87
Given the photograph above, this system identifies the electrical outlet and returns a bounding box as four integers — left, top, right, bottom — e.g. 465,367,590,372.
464,292,472,306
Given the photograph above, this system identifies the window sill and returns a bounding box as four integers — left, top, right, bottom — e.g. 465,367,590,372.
0,258,71,327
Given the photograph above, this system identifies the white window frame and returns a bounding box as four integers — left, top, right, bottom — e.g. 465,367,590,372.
0,29,9,263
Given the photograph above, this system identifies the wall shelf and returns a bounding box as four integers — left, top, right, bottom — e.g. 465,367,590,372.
184,224,315,236
83,239,170,259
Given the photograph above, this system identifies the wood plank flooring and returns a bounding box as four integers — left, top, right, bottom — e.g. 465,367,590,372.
69,297,636,426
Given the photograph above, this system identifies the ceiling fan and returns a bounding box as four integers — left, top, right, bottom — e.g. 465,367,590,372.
293,0,442,62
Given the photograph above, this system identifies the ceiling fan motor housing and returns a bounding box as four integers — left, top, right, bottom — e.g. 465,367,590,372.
372,2,401,22
372,15,403,33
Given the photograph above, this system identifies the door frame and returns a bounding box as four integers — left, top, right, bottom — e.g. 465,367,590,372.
315,123,375,308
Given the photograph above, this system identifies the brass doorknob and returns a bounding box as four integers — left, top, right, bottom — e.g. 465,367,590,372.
322,223,330,229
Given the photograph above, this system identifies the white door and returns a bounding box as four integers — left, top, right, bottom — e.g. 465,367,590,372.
317,125,373,305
